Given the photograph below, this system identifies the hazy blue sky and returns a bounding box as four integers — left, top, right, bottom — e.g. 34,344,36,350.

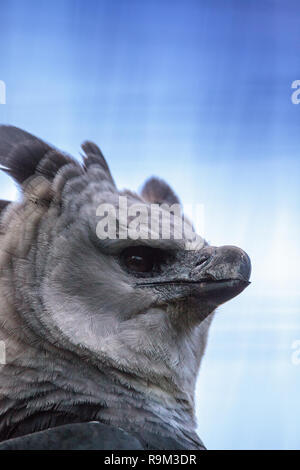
0,0,299,449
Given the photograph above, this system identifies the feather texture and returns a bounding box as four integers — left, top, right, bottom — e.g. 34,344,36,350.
0,126,250,450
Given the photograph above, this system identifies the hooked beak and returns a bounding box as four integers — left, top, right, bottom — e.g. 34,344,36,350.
189,245,251,306
136,245,251,309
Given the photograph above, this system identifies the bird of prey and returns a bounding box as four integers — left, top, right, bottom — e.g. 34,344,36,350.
0,126,251,450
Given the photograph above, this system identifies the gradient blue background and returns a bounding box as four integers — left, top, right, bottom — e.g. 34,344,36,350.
0,0,299,449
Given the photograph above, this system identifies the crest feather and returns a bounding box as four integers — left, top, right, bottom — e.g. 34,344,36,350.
141,177,181,206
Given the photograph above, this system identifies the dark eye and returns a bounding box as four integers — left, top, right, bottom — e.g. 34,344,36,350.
121,246,166,274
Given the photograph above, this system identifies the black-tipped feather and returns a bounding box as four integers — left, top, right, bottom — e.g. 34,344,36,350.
82,141,115,186
0,127,115,188
141,177,181,206
0,126,53,184
0,126,45,161
2,140,53,184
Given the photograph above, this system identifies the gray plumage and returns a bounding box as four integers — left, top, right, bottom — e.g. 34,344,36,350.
0,126,251,450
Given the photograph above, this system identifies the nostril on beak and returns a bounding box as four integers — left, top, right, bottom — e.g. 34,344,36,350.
194,246,216,268
195,254,211,267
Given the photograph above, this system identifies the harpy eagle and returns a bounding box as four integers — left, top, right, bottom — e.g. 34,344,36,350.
0,126,251,450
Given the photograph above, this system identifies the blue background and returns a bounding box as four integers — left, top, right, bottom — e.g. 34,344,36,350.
0,0,299,449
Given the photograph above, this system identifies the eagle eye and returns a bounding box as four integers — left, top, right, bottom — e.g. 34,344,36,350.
121,246,166,274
